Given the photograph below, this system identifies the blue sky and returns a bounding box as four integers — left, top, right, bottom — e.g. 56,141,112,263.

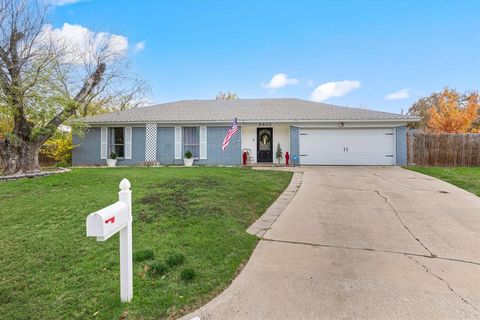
48,0,480,113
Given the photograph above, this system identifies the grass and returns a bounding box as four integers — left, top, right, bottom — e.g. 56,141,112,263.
147,262,168,277
407,166,480,196
0,167,292,319
179,268,196,283
165,252,186,268
133,249,155,262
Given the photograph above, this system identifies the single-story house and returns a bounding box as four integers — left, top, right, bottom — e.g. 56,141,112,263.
73,98,419,166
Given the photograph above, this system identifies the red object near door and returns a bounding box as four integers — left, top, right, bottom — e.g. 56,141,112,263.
285,152,290,166
242,151,248,165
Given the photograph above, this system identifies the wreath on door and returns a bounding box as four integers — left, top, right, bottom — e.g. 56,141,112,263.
260,132,270,145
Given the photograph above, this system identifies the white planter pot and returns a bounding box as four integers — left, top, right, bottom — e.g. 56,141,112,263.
183,158,194,167
106,159,117,167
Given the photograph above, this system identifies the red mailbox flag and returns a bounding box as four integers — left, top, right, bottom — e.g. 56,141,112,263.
105,216,115,224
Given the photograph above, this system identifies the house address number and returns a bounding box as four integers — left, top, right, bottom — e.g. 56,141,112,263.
258,122,272,127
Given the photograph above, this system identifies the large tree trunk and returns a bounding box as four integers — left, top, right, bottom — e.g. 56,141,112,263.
0,140,41,175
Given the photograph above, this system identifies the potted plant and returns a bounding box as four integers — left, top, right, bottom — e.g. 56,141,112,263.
107,152,117,167
275,143,283,165
183,150,194,167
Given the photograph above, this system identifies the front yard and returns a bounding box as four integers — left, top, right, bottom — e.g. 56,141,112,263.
407,166,480,196
0,167,292,319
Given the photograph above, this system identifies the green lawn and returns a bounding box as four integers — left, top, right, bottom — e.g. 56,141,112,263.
407,166,480,196
0,167,292,319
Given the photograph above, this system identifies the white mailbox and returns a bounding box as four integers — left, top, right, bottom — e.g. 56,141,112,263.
86,178,133,303
86,201,128,241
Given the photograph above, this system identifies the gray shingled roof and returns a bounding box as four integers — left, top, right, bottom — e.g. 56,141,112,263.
84,98,418,124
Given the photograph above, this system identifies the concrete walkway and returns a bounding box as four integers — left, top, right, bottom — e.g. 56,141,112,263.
183,167,480,319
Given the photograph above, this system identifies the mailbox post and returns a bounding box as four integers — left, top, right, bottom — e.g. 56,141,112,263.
118,179,133,302
86,178,133,302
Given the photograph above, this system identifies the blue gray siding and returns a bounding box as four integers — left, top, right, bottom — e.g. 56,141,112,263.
156,127,175,164
156,126,241,165
73,125,241,166
72,127,146,166
73,127,102,166
119,127,146,165
396,126,407,166
73,124,407,166
289,126,300,164
198,127,242,165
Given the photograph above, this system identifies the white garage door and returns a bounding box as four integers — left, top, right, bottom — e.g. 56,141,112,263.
299,128,395,165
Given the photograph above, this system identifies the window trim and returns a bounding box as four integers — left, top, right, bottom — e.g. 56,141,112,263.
110,127,125,159
182,126,200,159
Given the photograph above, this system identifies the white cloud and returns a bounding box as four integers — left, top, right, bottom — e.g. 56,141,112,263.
310,80,361,102
46,0,83,6
41,23,128,64
133,41,145,53
262,73,299,89
385,88,410,100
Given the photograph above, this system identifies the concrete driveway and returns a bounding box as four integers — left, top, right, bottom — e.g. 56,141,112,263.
184,167,480,319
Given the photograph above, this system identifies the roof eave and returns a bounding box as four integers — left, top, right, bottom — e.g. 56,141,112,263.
84,117,420,125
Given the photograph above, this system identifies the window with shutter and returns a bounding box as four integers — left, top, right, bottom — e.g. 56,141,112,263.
182,127,199,158
110,127,125,158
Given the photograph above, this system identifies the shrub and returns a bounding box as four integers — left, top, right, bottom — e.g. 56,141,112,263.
40,132,75,165
147,262,167,277
133,249,155,262
165,252,185,268
184,150,193,159
109,152,117,159
180,268,196,283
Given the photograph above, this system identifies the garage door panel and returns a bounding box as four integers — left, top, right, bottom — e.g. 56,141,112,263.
299,128,395,165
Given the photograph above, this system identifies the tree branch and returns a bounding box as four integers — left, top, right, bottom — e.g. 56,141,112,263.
36,62,106,145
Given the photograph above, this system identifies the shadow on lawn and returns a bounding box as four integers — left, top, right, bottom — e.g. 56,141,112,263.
138,177,223,222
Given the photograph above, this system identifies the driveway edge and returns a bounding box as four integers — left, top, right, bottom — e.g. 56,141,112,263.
246,171,303,237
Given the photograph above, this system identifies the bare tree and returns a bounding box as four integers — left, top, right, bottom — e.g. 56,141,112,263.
0,0,146,175
216,91,238,100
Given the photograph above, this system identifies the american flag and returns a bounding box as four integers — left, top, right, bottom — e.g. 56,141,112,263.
222,117,239,151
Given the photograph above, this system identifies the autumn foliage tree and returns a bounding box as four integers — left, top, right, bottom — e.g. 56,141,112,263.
425,89,480,133
407,92,442,130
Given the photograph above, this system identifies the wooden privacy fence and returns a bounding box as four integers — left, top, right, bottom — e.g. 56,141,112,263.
407,132,480,167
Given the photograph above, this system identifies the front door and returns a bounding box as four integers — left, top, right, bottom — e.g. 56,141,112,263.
257,128,273,162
